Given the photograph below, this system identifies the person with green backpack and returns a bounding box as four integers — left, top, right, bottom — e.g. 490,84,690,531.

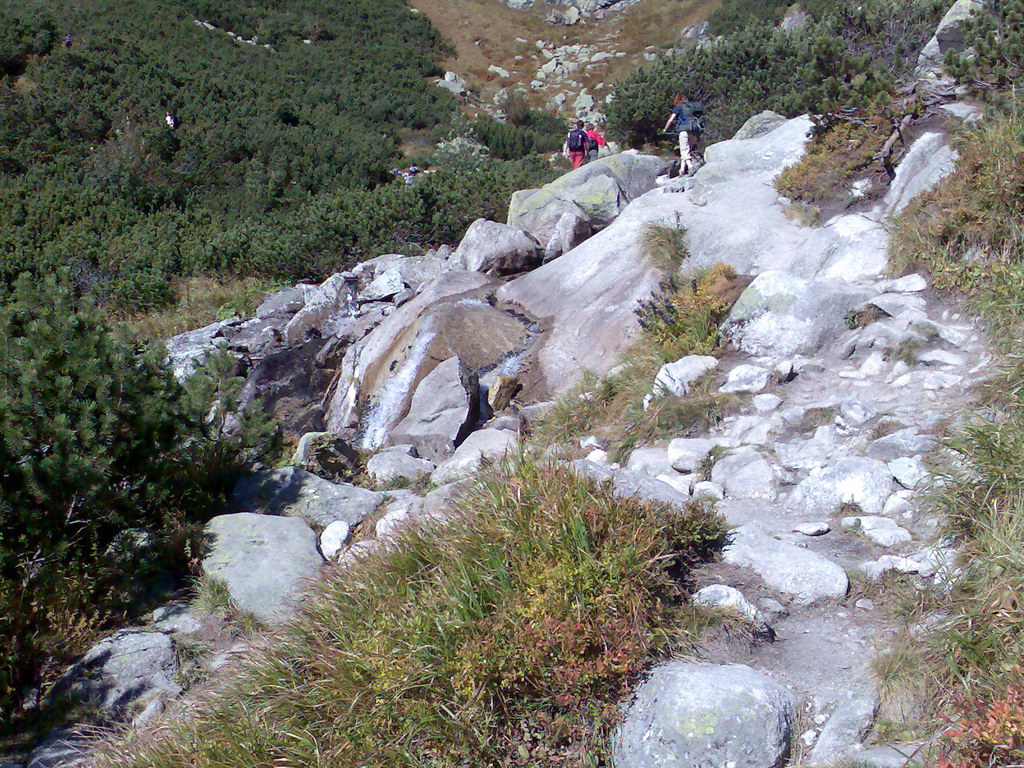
663,92,705,175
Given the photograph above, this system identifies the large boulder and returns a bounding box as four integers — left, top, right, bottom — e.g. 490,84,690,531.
201,513,323,624
324,271,530,447
498,189,681,396
388,356,480,462
917,0,984,75
722,271,869,357
233,467,383,528
613,662,796,768
52,630,180,717
453,219,542,275
507,151,668,243
724,525,849,603
431,428,518,484
787,457,895,517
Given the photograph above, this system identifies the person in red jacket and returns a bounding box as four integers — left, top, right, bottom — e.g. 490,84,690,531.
562,120,588,169
584,123,607,164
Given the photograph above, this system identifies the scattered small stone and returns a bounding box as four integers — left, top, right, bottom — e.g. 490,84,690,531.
720,364,772,394
319,521,351,560
856,598,874,611
794,521,831,536
841,515,912,547
801,729,818,746
753,393,783,413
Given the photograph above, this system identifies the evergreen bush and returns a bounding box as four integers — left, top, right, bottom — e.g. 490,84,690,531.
0,274,274,723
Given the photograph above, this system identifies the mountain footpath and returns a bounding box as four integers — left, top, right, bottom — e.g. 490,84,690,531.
22,92,994,768
10,0,1024,764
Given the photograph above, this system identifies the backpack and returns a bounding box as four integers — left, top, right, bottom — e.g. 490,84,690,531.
567,129,587,152
675,102,706,135
585,132,599,152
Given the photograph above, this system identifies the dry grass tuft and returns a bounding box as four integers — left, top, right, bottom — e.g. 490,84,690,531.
98,457,725,767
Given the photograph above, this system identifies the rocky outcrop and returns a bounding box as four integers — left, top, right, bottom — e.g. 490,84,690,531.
453,219,542,275
388,357,480,462
507,151,668,243
325,271,531,449
233,467,383,528
613,663,796,768
499,185,680,396
201,513,323,623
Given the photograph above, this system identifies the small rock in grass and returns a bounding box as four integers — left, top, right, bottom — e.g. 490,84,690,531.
319,521,351,560
693,584,772,636
855,598,874,611
692,481,725,501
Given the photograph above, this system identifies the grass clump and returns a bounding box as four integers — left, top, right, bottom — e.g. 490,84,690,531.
775,111,892,209
533,264,741,461
99,457,725,768
642,218,689,273
120,276,286,340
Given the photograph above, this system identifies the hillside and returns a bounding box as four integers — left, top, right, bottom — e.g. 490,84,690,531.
6,0,1024,765
411,0,721,114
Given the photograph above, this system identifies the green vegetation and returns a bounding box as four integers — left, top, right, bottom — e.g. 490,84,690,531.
0,276,275,727
607,0,944,145
100,457,724,767
886,97,1024,764
0,0,560,315
775,109,892,208
534,262,740,461
946,0,1024,89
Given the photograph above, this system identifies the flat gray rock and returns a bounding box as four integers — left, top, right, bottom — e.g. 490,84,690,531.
787,457,894,516
807,686,879,766
724,525,849,604
712,450,776,501
202,513,323,623
613,662,796,768
233,467,383,528
366,451,436,484
53,630,180,716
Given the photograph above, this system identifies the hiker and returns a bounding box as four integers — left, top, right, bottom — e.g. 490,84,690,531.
164,111,178,130
562,120,588,170
585,123,607,164
663,92,705,175
64,35,72,51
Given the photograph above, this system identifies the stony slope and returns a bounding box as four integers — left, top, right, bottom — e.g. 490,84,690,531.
19,22,991,765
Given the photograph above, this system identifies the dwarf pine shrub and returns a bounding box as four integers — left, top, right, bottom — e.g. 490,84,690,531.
0,275,275,725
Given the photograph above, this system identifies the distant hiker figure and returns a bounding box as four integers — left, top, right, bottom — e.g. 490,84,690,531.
585,123,607,164
663,93,705,175
164,111,178,130
563,120,588,170
64,35,72,50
